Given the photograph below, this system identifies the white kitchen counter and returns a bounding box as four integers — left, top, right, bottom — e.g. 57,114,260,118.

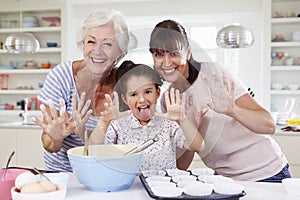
66,173,299,200
0,121,41,129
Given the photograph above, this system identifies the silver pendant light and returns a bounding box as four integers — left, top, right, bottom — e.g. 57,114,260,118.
4,33,40,53
3,0,40,54
216,24,254,48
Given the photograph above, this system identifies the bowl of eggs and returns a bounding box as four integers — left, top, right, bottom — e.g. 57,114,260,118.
11,171,67,200
67,144,143,192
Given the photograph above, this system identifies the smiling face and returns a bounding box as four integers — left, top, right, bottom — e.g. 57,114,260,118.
152,48,190,83
122,76,160,126
83,22,122,76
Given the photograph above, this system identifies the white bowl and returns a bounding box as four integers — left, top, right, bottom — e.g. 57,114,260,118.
287,84,298,90
145,176,171,182
191,168,215,176
213,182,244,195
177,180,202,188
271,82,283,90
199,175,233,184
151,186,182,197
142,170,166,177
35,173,69,187
183,183,213,196
292,31,300,41
282,178,300,196
171,175,197,183
11,183,66,200
166,169,190,176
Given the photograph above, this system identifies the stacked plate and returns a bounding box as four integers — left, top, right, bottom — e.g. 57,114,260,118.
22,16,39,27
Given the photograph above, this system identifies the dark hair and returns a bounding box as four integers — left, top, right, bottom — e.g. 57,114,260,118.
149,19,189,54
115,60,163,111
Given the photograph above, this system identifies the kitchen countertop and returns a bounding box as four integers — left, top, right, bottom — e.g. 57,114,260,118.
66,173,299,200
0,121,41,129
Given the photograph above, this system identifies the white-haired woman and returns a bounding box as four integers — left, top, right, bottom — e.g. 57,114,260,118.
32,9,130,172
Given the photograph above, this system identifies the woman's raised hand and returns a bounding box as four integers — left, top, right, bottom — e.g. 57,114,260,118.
71,92,93,142
156,88,186,124
32,98,75,142
204,69,235,115
31,92,92,143
100,91,131,123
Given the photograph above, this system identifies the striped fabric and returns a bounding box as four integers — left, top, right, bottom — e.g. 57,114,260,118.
38,60,100,172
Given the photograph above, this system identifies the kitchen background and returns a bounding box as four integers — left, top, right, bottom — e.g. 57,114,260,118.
0,0,299,177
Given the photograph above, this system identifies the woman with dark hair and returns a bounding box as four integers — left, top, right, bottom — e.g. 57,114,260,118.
149,19,291,182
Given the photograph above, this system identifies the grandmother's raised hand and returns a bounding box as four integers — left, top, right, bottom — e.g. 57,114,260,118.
100,91,131,123
31,98,74,142
155,88,186,124
71,92,93,142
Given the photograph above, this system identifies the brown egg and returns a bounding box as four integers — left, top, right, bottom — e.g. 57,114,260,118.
20,180,57,194
20,182,44,194
39,180,57,192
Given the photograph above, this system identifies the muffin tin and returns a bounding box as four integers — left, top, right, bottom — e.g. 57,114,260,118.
140,168,246,200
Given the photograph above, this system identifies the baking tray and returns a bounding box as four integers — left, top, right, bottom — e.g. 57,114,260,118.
139,173,246,200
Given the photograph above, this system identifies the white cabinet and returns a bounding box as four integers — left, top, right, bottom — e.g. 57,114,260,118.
0,8,63,113
269,0,300,113
0,128,44,169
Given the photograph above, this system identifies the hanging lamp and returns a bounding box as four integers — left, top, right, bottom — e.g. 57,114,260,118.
216,24,254,48
3,0,40,54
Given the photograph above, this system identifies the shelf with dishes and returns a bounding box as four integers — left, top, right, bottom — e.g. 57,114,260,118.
0,26,61,33
271,66,300,71
0,90,40,95
0,69,50,74
271,42,300,47
271,17,300,24
271,90,300,95
0,48,61,54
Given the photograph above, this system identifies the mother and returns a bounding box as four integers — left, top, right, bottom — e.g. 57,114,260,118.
32,9,129,172
149,19,291,182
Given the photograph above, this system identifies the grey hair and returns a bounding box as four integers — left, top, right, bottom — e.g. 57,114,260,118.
76,8,129,55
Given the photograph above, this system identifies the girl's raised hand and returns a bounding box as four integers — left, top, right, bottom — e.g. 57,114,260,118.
100,91,131,123
156,88,186,124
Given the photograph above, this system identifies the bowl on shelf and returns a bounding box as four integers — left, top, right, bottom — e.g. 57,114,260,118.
46,42,58,47
40,62,51,69
1,19,18,28
287,84,298,90
271,82,283,90
67,144,143,192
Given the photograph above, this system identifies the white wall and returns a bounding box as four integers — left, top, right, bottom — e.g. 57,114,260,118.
65,0,266,106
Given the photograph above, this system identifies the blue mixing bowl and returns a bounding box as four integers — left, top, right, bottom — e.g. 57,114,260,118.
67,145,142,192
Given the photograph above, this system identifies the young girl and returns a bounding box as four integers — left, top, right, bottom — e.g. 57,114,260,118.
89,60,203,171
